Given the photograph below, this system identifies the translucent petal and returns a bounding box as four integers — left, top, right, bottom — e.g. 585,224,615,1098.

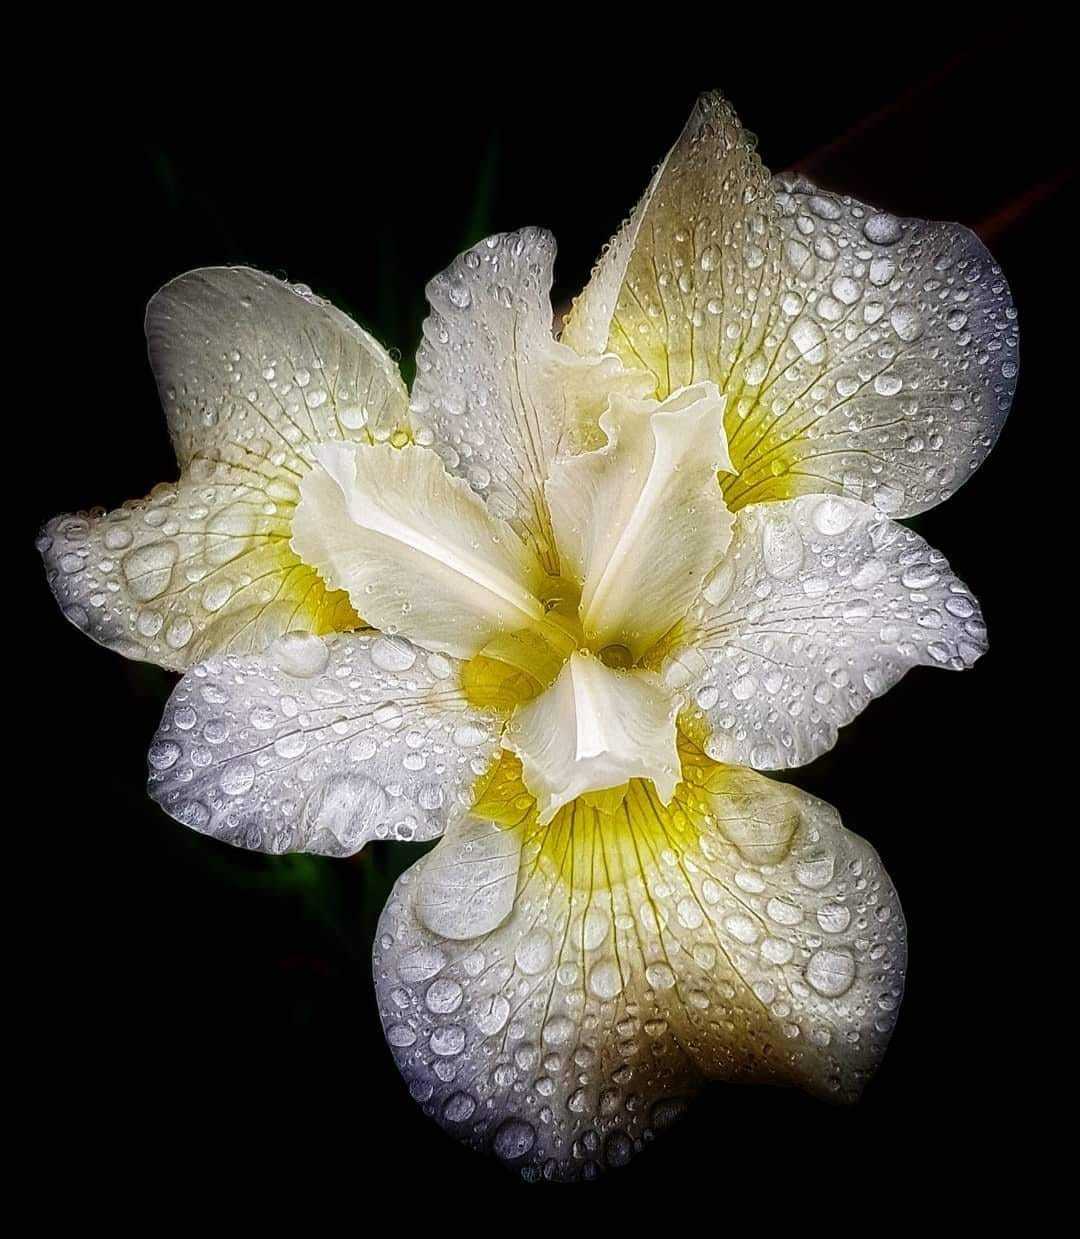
410,229,652,571
41,267,409,669
291,442,564,661
576,93,1017,517
546,381,733,660
147,632,500,855
502,652,680,824
374,742,906,1180
671,494,986,768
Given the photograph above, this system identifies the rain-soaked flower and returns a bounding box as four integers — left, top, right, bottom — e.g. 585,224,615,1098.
39,93,1016,1180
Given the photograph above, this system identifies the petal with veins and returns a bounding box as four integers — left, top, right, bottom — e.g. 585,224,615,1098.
410,229,652,571
671,494,986,769
574,93,1017,517
39,453,359,670
148,266,410,466
292,442,557,661
547,381,733,660
41,267,409,669
502,652,680,824
147,632,500,855
375,741,905,1180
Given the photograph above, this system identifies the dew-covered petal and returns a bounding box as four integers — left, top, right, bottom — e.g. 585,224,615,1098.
502,652,680,824
147,631,500,855
148,266,410,466
41,267,410,669
580,93,1017,516
39,460,359,671
720,175,1017,515
374,743,905,1181
410,229,652,572
672,494,986,769
291,442,559,661
547,382,733,660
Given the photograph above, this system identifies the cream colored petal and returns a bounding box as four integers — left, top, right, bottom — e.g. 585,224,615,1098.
673,494,986,768
147,632,500,855
41,267,409,669
586,93,1017,516
148,266,409,467
291,441,557,661
374,744,905,1180
410,229,652,572
502,652,680,824
547,381,733,660
720,175,1017,514
39,454,358,671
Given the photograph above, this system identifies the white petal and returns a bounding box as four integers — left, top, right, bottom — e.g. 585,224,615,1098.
410,229,652,570
375,748,905,1180
502,652,680,824
676,495,987,768
572,93,1017,516
39,461,358,671
41,267,408,669
148,266,409,467
292,442,559,661
147,632,500,855
547,381,733,659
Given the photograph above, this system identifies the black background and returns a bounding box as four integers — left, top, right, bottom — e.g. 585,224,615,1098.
25,24,1067,1205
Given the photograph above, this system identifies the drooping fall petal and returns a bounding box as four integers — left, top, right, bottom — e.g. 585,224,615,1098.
668,494,986,768
147,632,500,854
374,743,905,1180
565,93,1017,517
40,268,410,668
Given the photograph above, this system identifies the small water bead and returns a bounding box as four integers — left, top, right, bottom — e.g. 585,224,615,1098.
148,740,181,771
442,1092,476,1123
806,948,856,997
220,760,255,796
425,978,463,1014
889,304,923,342
515,930,553,976
493,1119,536,1161
818,904,852,933
644,962,676,991
430,1025,466,1056
863,213,903,245
270,632,330,678
122,541,179,601
811,496,856,536
371,635,417,672
474,994,511,1035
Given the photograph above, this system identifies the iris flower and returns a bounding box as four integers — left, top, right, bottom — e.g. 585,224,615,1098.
39,93,1016,1180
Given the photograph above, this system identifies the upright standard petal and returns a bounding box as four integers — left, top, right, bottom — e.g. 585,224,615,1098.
41,268,410,669
669,494,987,769
410,229,652,572
147,632,500,855
501,653,680,824
375,741,906,1180
573,93,1017,516
291,442,562,661
546,381,733,660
